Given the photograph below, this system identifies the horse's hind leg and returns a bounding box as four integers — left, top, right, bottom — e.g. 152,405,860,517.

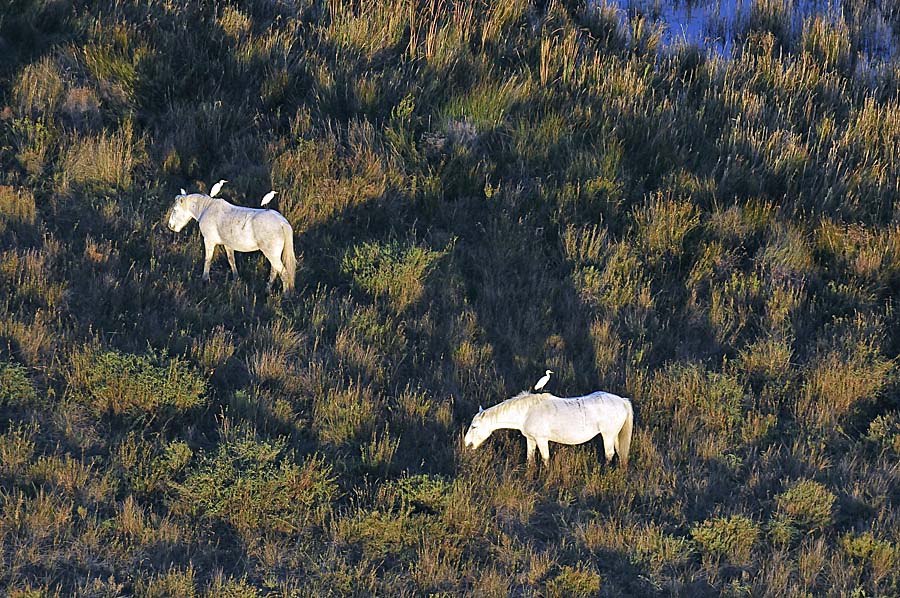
261,248,284,292
202,239,217,282
225,247,239,280
601,433,616,464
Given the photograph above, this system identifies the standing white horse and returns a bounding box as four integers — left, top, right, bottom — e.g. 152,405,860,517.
167,193,296,293
464,391,634,466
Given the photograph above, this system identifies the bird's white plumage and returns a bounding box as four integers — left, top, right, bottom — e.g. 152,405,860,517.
209,179,227,197
261,190,277,206
534,369,553,391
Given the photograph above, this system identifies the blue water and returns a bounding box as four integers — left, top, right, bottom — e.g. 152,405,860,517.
592,0,898,60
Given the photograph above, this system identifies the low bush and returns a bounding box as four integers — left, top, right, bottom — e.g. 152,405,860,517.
774,479,836,533
691,515,759,565
66,347,207,426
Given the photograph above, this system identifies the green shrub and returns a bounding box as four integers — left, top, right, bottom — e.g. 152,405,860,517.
175,431,337,538
341,239,448,310
0,360,39,410
691,515,759,565
66,347,207,425
841,532,899,586
545,564,602,598
866,413,900,456
8,116,56,178
378,474,451,513
117,434,193,499
775,479,836,533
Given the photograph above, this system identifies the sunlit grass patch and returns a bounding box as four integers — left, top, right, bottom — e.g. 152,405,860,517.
709,271,764,347
795,312,893,429
738,334,793,383
0,243,68,311
632,192,700,263
12,56,65,118
647,362,746,458
802,15,853,74
60,124,139,192
327,0,408,59
441,76,533,133
76,23,148,110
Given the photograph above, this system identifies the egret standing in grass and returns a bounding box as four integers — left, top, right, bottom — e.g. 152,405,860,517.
209,179,227,197
534,370,553,392
261,190,277,207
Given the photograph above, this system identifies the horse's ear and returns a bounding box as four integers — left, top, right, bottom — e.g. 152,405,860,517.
478,405,484,413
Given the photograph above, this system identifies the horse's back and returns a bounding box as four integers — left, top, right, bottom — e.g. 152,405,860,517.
542,392,630,433
202,200,290,250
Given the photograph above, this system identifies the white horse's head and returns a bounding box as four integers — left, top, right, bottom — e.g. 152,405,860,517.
168,194,193,232
463,406,489,450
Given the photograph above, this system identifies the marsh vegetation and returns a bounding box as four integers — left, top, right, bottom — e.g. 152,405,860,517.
2,0,900,595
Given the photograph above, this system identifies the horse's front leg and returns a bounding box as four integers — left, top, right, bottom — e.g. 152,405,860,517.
526,436,537,465
202,238,217,282
225,247,239,280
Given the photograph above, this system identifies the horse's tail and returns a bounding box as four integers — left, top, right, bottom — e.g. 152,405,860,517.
280,221,296,292
616,398,634,468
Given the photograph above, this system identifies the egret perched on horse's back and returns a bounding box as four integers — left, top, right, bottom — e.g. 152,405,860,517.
464,390,634,466
534,369,553,392
167,193,296,293
209,179,227,197
261,190,277,207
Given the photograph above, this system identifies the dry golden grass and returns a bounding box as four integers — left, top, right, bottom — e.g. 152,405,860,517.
3,0,900,595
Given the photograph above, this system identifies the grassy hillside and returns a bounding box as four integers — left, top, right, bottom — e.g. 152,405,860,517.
2,0,900,595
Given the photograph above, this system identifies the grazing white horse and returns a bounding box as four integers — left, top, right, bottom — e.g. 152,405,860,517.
464,391,634,466
167,193,296,292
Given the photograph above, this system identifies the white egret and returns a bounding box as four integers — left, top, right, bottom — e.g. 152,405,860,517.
209,179,228,197
533,370,553,392
261,190,277,207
